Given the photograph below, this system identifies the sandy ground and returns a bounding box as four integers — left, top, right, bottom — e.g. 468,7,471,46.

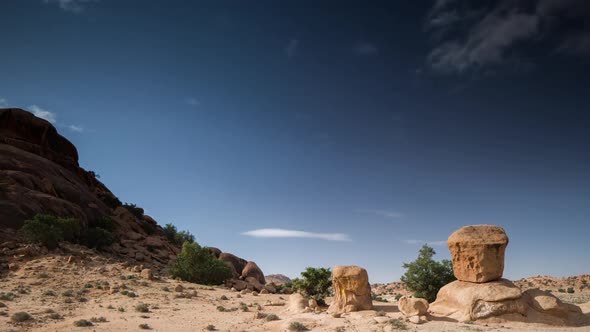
1,254,589,332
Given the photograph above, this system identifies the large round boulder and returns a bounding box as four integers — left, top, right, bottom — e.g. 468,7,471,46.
448,224,508,283
241,261,265,285
327,265,373,314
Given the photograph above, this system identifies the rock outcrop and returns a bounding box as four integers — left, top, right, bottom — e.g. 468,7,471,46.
430,224,587,326
328,265,373,314
448,224,508,283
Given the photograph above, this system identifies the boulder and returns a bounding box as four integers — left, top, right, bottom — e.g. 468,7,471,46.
524,289,583,319
429,279,526,322
448,224,508,283
226,279,249,291
288,293,308,313
219,253,248,276
328,265,373,314
245,276,265,292
241,261,266,284
398,296,429,317
206,247,222,258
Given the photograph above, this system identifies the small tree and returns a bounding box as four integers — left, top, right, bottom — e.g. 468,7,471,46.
400,244,455,302
292,267,332,305
171,241,231,285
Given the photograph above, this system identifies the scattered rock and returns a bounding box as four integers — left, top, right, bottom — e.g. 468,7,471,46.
174,284,184,292
398,296,429,317
140,269,153,280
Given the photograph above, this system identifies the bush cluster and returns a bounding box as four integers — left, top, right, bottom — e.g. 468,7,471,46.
170,241,232,285
122,203,144,218
292,267,332,305
21,214,116,250
163,223,195,246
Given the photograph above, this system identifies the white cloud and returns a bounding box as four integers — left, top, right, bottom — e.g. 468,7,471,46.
285,39,299,58
242,228,351,242
0,98,7,107
67,124,84,133
354,42,378,55
403,239,447,246
44,0,97,13
357,209,403,219
185,97,200,107
30,105,57,124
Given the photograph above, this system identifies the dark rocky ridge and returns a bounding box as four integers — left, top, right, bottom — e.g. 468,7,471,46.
0,108,266,286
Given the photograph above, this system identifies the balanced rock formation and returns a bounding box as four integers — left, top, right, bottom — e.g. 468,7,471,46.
448,224,508,283
430,224,587,326
398,296,429,317
328,265,373,314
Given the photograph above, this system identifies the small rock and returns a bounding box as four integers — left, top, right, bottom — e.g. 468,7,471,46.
332,313,342,318
175,284,184,292
140,268,154,280
260,289,269,294
308,299,318,309
252,291,259,296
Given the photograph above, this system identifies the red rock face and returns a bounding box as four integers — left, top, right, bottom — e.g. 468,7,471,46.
0,108,110,230
0,108,79,171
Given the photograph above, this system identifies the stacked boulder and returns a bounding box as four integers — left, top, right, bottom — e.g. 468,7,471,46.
221,252,274,293
398,296,429,324
429,225,586,326
327,265,373,314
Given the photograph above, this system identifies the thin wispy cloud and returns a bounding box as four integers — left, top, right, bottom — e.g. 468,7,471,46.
354,42,378,55
30,105,57,124
403,239,447,246
0,98,7,107
357,209,403,219
67,124,84,133
285,39,299,58
44,0,97,13
426,0,590,74
185,97,200,107
242,228,351,242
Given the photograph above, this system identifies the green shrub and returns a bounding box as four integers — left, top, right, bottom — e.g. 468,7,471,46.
73,319,93,327
49,313,62,319
100,193,122,209
0,292,16,301
82,227,115,249
205,325,216,331
57,217,82,242
292,267,332,305
400,244,455,302
11,311,32,322
170,242,232,285
135,303,149,313
122,203,144,218
288,321,309,331
21,214,65,249
567,287,575,294
558,288,566,293
163,223,194,245
92,216,117,232
265,314,280,321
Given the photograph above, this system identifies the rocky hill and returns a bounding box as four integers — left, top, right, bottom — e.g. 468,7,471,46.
0,108,264,285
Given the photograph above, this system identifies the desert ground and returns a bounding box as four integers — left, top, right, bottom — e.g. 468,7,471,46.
1,250,588,332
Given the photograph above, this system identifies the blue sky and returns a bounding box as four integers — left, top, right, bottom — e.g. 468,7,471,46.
1,0,589,283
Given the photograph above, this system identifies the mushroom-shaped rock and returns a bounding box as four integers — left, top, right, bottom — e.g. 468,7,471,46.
448,224,508,283
241,261,266,285
398,296,429,317
327,265,373,314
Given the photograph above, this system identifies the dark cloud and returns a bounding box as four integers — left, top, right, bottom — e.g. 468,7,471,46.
426,0,590,74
